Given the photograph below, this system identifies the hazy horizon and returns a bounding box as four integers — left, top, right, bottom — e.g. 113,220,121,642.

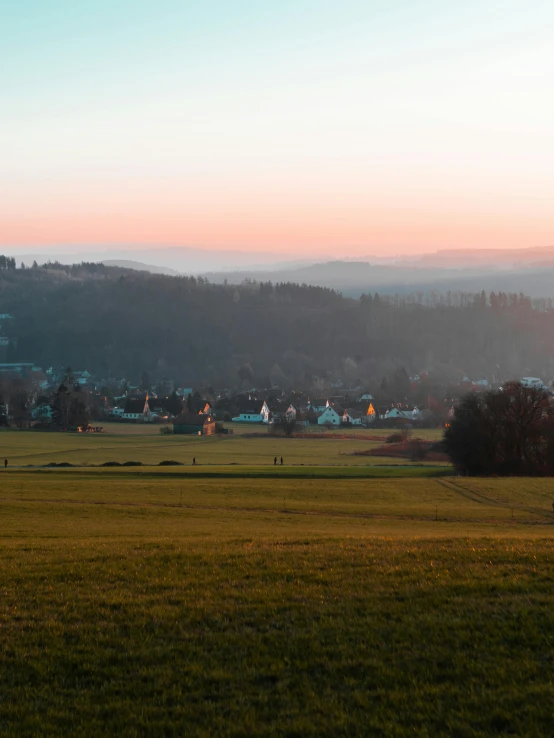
4,242,554,257
3,0,554,257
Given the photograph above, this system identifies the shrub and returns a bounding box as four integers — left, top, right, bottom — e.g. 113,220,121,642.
158,460,184,466
407,439,427,461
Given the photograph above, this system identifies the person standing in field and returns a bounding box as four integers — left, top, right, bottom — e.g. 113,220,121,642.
192,457,196,466
273,457,277,465
280,457,283,465
4,459,7,469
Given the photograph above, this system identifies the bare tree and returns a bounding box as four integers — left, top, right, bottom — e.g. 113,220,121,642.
269,411,297,437
445,383,554,475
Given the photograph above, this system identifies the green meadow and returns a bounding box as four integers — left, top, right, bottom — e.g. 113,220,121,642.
0,422,445,469
0,428,552,735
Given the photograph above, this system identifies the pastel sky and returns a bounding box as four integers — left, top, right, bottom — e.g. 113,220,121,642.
2,0,554,256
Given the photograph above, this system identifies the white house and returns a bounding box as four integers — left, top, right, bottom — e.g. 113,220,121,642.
383,408,411,420
233,400,270,423
32,404,53,421
74,370,92,386
268,403,298,426
383,407,420,421
317,405,342,425
473,379,489,388
122,396,151,421
308,398,329,413
364,403,377,424
273,403,296,419
286,403,297,417
342,409,363,425
521,377,546,389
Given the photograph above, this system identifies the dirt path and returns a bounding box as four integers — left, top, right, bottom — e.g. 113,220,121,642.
438,478,552,519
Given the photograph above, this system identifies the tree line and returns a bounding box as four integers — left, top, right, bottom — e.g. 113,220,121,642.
2,263,554,386
0,255,16,270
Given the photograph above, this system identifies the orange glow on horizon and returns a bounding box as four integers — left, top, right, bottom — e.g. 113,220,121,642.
2,170,553,256
2,200,552,257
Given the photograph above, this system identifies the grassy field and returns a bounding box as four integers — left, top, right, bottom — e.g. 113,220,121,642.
1,472,554,537
0,424,447,469
0,469,553,735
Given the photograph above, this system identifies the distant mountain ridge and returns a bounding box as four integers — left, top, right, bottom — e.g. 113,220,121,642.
100,260,179,276
400,245,554,268
7,246,321,274
6,244,554,294
202,259,554,299
6,243,554,274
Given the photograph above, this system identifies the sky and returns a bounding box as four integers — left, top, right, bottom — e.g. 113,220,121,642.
1,0,554,258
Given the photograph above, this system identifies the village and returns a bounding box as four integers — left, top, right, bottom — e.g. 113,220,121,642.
1,355,551,434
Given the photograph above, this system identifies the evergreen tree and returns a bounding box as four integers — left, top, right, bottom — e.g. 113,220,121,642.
167,390,183,416
51,383,70,428
391,366,411,398
63,366,75,387
0,395,8,427
10,390,29,428
69,393,89,427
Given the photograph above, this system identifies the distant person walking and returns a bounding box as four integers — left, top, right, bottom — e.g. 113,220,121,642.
4,459,7,469
280,457,283,466
192,457,196,466
274,457,277,466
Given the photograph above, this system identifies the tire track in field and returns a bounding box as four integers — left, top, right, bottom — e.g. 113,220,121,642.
0,495,413,520
8,441,181,462
0,495,550,526
438,478,552,519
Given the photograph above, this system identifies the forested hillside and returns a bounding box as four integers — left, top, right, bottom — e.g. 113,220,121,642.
1,263,554,385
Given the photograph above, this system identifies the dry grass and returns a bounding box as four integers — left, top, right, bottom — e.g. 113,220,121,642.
0,469,552,734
